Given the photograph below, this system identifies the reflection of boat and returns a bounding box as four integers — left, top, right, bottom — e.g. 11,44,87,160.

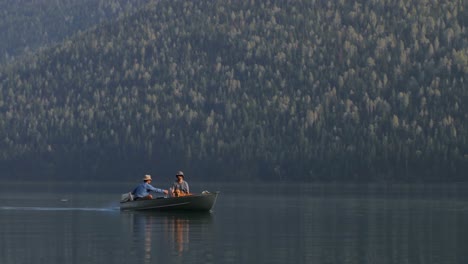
120,192,219,211
121,210,214,223
121,210,214,260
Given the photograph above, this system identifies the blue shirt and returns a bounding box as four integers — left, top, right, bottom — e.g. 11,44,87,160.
132,182,165,198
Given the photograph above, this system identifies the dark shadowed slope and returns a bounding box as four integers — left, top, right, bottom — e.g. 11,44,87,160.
0,0,152,64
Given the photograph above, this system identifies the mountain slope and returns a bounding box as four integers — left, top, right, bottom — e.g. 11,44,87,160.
0,0,467,181
0,0,151,64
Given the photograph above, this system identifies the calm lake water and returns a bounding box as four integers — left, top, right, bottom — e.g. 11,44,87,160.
0,182,467,264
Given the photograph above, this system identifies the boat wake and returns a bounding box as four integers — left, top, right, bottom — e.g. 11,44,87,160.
0,206,119,212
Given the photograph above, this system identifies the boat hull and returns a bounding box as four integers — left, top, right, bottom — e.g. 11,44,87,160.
120,192,219,211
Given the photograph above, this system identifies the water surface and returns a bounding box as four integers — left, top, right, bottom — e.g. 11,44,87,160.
0,182,467,264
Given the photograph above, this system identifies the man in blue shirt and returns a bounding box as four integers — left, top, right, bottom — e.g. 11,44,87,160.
132,175,168,200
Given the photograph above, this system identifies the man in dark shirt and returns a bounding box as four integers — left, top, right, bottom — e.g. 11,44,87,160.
171,171,190,197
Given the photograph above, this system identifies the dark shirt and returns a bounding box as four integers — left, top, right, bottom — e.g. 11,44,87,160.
172,180,189,193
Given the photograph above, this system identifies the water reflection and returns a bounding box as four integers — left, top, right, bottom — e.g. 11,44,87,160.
121,211,213,262
170,216,189,254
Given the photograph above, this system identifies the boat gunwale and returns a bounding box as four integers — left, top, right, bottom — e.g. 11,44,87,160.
120,191,219,204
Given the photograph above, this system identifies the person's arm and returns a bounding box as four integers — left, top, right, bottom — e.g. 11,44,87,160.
146,183,167,194
184,182,190,193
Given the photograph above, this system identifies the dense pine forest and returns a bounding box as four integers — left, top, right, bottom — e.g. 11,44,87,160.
0,0,466,182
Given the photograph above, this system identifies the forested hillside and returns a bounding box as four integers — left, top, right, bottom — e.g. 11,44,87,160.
0,0,151,64
0,0,466,182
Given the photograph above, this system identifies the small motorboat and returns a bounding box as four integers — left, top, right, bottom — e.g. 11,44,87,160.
120,191,219,211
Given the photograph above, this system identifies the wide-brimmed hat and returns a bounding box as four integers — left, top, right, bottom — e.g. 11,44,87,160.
143,175,152,181
176,171,184,177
